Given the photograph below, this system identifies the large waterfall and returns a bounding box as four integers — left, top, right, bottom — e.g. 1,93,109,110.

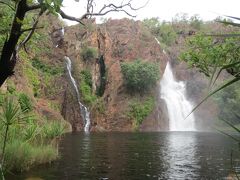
160,62,195,131
65,56,90,132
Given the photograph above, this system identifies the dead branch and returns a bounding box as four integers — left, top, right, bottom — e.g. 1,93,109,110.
59,10,85,25
79,0,149,19
21,26,44,33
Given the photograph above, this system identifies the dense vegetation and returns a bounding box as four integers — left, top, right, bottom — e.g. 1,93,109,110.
121,60,160,92
180,27,240,127
181,34,240,78
79,69,97,106
80,46,98,61
128,97,155,129
142,14,203,49
0,91,67,173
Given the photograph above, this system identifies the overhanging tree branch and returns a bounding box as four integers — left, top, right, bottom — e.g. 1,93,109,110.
59,10,85,25
17,10,45,51
0,0,147,87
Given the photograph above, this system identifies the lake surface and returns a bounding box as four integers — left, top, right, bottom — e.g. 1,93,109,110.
9,132,240,179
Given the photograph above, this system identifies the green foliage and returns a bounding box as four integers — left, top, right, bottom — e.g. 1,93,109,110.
6,81,16,94
180,33,240,78
32,58,64,75
0,96,66,173
214,81,240,124
42,121,65,139
41,0,63,14
79,81,97,105
189,15,203,30
0,91,4,106
0,4,14,55
159,23,177,46
121,60,160,92
18,93,33,112
128,97,155,129
80,46,98,61
4,140,57,172
80,70,92,87
143,18,177,46
0,97,26,126
22,59,41,97
79,70,97,106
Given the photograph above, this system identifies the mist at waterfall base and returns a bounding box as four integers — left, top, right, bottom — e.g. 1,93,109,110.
65,56,90,132
160,62,196,131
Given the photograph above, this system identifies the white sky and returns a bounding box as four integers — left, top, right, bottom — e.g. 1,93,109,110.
62,0,240,25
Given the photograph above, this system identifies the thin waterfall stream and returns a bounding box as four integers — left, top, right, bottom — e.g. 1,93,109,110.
160,62,195,131
65,56,90,132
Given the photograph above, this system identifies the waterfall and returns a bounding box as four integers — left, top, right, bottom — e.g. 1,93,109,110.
160,62,195,131
65,56,91,132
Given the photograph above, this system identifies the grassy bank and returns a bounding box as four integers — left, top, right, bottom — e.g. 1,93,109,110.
0,93,68,178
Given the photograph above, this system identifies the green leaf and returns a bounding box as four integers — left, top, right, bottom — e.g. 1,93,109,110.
186,76,240,118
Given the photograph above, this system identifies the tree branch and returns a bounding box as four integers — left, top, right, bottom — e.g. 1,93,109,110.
20,26,43,34
59,0,149,23
82,0,149,19
17,10,44,51
26,3,41,11
59,10,84,25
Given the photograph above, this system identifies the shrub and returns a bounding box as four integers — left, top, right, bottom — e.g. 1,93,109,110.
80,70,92,87
18,93,33,112
158,23,177,46
121,60,160,92
79,70,97,106
32,58,64,75
80,46,98,61
42,121,66,140
128,97,155,129
79,81,97,105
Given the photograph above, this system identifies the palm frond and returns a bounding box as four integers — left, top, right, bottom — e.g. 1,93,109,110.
185,76,240,118
216,128,240,142
216,20,240,27
220,118,240,134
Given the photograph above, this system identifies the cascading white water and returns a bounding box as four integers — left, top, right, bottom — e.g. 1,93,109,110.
65,56,90,132
160,62,195,131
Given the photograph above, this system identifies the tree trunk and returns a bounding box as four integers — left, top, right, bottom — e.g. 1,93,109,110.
0,0,28,87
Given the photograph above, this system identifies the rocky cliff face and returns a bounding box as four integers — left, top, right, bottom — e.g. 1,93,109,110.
9,16,209,132
58,18,169,131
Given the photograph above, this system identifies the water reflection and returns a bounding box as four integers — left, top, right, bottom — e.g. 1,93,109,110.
162,132,199,179
7,132,240,180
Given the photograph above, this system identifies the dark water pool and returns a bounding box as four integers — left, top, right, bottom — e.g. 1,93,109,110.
8,132,240,179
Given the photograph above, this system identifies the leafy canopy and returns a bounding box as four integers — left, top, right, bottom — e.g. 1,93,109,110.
180,33,240,78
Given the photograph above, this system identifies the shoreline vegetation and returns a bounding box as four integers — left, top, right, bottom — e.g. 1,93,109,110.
0,93,68,179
